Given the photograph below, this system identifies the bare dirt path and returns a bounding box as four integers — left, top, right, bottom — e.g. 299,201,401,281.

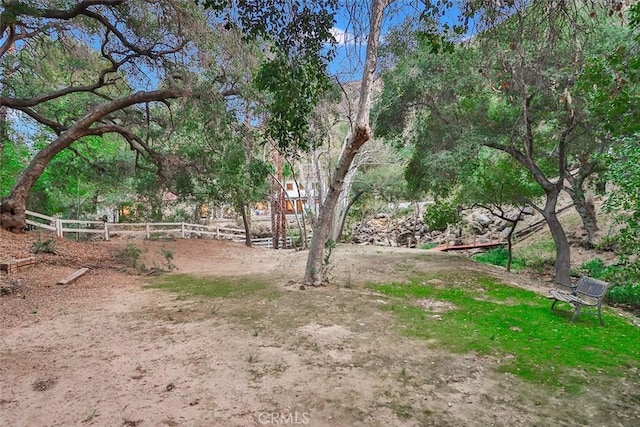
1,234,638,426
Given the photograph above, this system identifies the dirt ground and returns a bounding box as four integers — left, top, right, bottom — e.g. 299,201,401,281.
1,231,639,427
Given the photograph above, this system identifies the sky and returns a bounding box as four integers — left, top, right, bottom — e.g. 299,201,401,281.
328,1,467,82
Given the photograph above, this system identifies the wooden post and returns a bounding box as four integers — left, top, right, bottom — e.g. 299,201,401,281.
104,222,110,241
56,218,63,238
181,222,185,238
216,226,220,239
145,223,150,239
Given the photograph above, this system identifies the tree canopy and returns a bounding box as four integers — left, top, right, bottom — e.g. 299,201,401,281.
375,0,637,283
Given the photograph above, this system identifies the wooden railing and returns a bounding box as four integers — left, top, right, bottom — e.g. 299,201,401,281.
24,210,296,248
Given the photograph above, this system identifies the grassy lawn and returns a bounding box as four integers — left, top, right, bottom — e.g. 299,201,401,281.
149,273,278,300
372,273,640,393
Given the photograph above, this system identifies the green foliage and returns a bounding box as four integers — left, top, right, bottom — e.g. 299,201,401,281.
376,3,634,285
31,239,56,255
157,246,177,272
27,135,135,217
0,138,29,199
420,242,438,250
116,243,143,269
198,0,336,59
423,199,460,232
372,274,640,391
600,134,640,306
608,283,640,307
605,135,640,262
472,247,526,271
200,0,336,152
256,55,332,151
462,152,544,208
577,258,611,280
353,163,408,203
576,14,640,138
323,238,336,267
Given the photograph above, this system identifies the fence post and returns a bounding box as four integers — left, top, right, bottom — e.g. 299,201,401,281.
181,222,185,239
56,218,63,238
145,223,150,239
104,222,110,241
216,226,219,239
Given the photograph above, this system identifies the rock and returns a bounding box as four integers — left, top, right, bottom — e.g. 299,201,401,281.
474,213,492,226
469,221,486,235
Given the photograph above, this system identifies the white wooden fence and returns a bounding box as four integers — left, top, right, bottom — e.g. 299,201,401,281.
24,210,295,249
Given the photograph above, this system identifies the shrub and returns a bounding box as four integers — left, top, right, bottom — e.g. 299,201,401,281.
608,283,640,306
423,200,460,232
157,245,177,271
31,239,56,254
577,258,618,280
116,243,142,268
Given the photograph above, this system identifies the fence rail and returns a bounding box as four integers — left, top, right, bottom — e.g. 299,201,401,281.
24,210,298,248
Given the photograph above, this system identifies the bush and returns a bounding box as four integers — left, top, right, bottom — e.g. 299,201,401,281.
31,239,56,254
116,243,142,268
578,258,617,280
423,200,460,232
157,245,177,271
608,283,640,306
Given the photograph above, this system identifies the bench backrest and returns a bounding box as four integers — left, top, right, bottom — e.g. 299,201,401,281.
575,276,610,303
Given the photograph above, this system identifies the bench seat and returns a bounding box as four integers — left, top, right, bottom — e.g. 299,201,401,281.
549,276,610,325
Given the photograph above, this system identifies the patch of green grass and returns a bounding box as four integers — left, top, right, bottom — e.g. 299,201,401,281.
372,274,640,392
472,247,526,271
420,242,438,250
149,273,273,299
513,238,556,273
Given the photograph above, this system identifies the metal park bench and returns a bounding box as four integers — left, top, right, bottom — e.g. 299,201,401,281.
549,276,611,326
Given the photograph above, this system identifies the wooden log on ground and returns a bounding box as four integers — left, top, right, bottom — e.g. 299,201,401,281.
56,268,90,285
0,257,37,274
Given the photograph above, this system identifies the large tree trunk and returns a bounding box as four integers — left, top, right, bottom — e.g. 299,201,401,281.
310,148,325,223
336,190,366,243
239,202,252,247
329,146,360,242
304,127,371,284
542,189,572,285
565,173,598,244
0,106,7,196
0,87,182,231
303,0,388,285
